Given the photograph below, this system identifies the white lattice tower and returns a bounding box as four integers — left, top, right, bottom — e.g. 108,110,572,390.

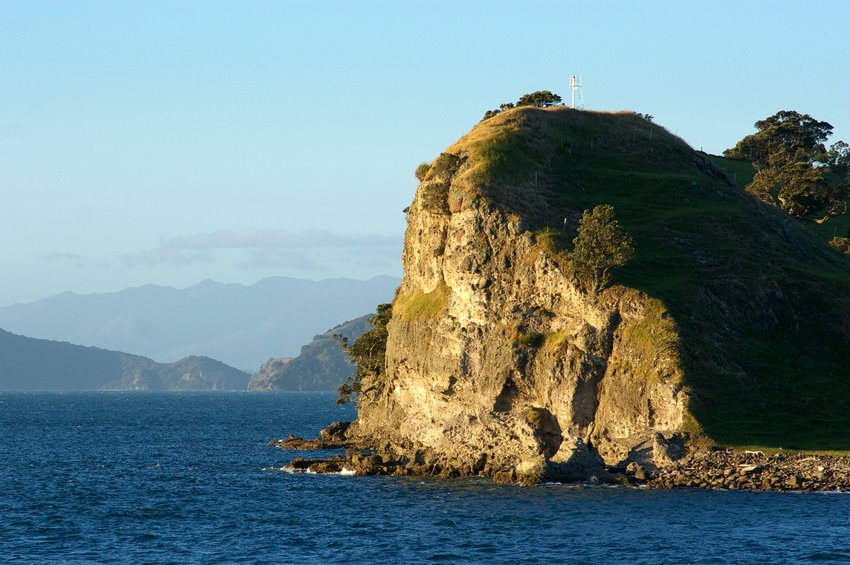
570,74,584,110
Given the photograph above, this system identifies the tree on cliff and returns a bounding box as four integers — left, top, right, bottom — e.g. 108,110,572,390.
571,204,634,295
724,110,841,218
336,303,392,405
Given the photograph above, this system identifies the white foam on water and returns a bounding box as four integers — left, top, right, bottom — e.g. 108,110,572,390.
261,465,298,474
262,464,357,477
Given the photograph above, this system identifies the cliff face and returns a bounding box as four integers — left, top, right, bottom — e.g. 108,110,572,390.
350,116,693,482
347,107,850,482
356,199,686,481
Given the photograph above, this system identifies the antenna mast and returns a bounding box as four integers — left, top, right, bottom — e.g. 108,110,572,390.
570,74,584,110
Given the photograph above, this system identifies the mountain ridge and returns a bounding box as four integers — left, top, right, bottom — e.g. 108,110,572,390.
0,275,399,371
248,314,373,391
0,327,249,391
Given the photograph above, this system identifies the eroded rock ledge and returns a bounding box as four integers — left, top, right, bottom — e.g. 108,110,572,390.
274,423,850,492
273,421,611,483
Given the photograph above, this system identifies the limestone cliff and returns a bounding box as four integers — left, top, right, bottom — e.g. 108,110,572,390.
345,107,850,483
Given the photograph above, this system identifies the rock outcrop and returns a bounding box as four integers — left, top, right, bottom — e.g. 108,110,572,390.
346,112,696,483
308,106,850,484
648,450,850,492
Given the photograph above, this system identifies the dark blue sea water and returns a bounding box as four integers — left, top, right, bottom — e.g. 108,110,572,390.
2,392,850,564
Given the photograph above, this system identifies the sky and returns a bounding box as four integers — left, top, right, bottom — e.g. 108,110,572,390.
1,0,848,306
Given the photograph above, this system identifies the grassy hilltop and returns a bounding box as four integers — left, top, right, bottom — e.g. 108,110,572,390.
436,106,850,451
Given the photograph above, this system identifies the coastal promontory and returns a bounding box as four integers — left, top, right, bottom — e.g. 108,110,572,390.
292,106,850,484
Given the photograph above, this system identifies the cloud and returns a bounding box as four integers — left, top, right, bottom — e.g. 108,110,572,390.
41,252,87,268
121,248,214,268
160,228,401,250
236,250,325,272
120,228,402,271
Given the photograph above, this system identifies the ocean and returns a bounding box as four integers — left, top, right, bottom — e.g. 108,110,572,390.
2,392,849,564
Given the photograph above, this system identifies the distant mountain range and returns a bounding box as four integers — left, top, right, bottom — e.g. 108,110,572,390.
248,314,373,391
0,328,249,391
0,276,399,371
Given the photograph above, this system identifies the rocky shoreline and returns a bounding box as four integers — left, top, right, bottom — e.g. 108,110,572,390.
273,422,850,492
645,449,850,492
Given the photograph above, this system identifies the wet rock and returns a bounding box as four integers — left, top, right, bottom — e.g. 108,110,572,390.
320,421,352,443
271,421,354,450
626,462,648,481
286,456,345,473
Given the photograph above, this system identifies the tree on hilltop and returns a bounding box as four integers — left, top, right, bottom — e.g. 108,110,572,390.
481,90,563,121
724,110,843,218
516,90,563,108
724,110,832,168
570,204,635,295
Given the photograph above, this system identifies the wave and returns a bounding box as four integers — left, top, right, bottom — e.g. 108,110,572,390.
262,465,357,476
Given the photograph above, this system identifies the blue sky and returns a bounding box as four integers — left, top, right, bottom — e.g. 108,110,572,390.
1,0,848,306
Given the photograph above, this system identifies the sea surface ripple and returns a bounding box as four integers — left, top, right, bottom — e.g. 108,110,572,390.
1,391,849,563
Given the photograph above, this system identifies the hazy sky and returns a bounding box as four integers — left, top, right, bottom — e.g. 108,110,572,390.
1,0,848,306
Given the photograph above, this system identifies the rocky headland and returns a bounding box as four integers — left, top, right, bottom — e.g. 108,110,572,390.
275,106,850,489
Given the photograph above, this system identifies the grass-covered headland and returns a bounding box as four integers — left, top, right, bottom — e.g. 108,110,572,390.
437,106,850,452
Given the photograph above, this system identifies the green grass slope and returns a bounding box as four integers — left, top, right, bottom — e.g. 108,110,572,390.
708,154,850,247
445,107,850,451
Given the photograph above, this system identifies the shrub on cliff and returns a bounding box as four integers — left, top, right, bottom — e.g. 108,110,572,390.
415,162,431,182
570,204,634,295
337,303,392,405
